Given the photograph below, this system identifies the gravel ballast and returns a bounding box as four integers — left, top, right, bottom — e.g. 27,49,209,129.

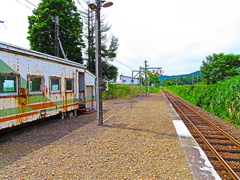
0,93,199,179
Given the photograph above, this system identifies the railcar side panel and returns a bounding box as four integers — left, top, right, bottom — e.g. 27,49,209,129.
0,41,95,130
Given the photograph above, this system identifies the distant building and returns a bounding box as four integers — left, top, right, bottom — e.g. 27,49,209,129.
120,75,140,85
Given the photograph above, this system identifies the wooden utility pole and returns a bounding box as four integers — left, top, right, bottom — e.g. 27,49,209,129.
55,16,59,57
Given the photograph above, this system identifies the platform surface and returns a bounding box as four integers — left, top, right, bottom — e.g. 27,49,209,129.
0,93,220,179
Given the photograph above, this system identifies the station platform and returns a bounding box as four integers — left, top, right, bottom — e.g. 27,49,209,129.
0,93,220,179
163,94,221,180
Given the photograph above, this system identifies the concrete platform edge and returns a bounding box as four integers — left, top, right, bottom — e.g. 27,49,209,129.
162,93,221,180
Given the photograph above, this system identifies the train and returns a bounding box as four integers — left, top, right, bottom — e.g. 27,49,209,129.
0,41,96,130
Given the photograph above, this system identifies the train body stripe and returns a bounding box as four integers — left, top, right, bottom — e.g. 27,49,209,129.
0,102,79,123
85,96,95,101
85,99,96,103
0,112,39,123
59,102,79,109
28,102,57,110
0,99,79,118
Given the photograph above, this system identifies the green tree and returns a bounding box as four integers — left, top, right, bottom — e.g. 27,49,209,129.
162,79,175,86
77,0,119,81
27,0,85,63
77,0,95,72
102,61,118,81
201,53,240,84
149,73,160,86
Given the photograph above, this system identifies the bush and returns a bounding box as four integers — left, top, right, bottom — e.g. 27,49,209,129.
102,84,160,100
164,76,240,127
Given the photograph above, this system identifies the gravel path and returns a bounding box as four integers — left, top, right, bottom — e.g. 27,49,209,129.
0,93,194,179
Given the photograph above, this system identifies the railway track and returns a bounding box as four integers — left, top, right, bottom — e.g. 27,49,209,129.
163,89,240,180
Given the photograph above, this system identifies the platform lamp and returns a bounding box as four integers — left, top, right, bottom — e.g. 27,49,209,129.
88,0,113,125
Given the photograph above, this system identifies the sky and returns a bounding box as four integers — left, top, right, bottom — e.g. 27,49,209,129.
1,0,240,79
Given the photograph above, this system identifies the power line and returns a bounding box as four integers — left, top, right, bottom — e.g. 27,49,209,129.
1,23,28,47
15,0,32,10
114,23,144,61
114,59,134,70
25,0,37,8
16,0,134,72
19,0,83,41
113,1,146,60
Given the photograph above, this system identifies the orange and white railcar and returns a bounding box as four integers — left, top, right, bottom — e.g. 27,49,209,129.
0,41,96,130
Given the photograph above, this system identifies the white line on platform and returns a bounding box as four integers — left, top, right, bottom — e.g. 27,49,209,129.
103,115,115,123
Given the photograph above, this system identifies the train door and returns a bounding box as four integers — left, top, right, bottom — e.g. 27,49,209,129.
85,86,94,109
78,72,85,107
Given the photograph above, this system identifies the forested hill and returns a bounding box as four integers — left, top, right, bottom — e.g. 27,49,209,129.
158,71,201,82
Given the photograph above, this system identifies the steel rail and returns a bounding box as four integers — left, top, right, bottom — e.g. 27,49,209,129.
164,91,240,180
171,92,240,148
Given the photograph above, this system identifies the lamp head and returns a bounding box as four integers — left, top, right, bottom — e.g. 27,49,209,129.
88,2,97,11
102,1,113,8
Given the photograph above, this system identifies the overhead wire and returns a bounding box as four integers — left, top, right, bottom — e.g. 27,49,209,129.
15,0,32,10
103,0,146,72
113,1,146,60
23,0,82,40
16,0,135,71
2,0,32,47
113,23,143,62
25,0,37,8
114,59,134,70
1,23,28,47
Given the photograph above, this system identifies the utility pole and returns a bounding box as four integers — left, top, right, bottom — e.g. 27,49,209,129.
55,16,59,57
95,0,103,125
144,60,148,96
139,66,142,101
88,0,113,125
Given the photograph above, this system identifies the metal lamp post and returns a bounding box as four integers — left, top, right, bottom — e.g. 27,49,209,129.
88,0,113,125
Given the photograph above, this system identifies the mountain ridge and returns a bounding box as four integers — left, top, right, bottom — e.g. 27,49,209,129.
158,71,201,82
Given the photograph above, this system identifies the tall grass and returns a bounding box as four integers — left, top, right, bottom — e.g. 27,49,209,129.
164,76,240,127
102,84,160,100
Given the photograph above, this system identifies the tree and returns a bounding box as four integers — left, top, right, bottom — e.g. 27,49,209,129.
162,79,175,86
27,0,85,63
201,53,240,84
149,73,160,86
101,35,119,81
102,61,118,81
77,0,119,81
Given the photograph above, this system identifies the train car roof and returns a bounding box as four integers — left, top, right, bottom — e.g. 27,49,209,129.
0,41,86,69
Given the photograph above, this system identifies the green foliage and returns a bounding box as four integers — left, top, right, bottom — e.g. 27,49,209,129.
102,84,160,100
82,7,119,81
162,76,203,86
159,71,201,85
140,69,160,86
27,0,85,63
165,76,240,127
149,73,160,85
102,61,118,81
86,34,119,81
101,36,119,81
201,53,240,84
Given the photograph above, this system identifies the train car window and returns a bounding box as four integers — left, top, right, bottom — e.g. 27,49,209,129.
50,78,60,93
0,75,18,96
66,79,73,92
29,77,43,93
